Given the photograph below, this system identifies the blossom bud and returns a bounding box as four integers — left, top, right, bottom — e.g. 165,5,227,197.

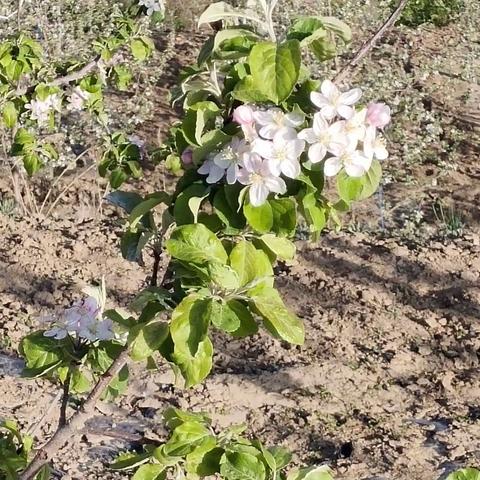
181,148,193,166
366,103,391,129
233,105,254,125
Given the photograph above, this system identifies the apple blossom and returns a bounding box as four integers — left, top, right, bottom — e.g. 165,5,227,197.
344,108,368,143
237,153,286,206
253,129,305,179
363,126,388,160
198,158,226,184
366,102,391,129
324,138,372,178
311,79,362,120
298,113,348,164
233,105,255,125
138,0,164,16
254,108,304,139
25,94,61,125
213,137,250,184
67,87,90,111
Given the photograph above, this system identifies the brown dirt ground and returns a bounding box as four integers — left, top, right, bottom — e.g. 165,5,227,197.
1,14,480,480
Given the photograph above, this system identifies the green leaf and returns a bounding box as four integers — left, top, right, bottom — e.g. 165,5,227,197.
249,40,301,104
19,332,66,377
358,159,382,200
220,451,266,480
321,16,352,43
228,300,258,338
270,198,297,236
103,364,129,400
128,192,170,230
208,263,240,290
244,201,273,233
70,367,91,394
229,240,273,288
213,187,246,231
35,464,51,480
248,285,304,345
23,153,41,175
233,75,271,103
106,190,143,213
182,101,220,146
166,223,228,265
192,130,231,163
171,296,212,356
287,465,334,480
132,464,166,480
198,2,263,27
163,407,211,429
110,452,152,470
258,234,296,261
185,436,219,475
130,37,154,61
164,421,211,456
109,167,129,189
2,101,17,128
173,183,210,225
129,321,170,361
267,446,292,470
170,296,213,387
210,299,241,333
336,173,363,203
447,468,480,480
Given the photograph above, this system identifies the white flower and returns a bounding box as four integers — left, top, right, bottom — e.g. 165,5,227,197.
25,94,61,125
67,87,90,111
363,126,388,161
237,153,286,206
344,108,368,144
198,158,225,184
311,80,362,120
233,105,255,125
138,0,164,16
366,103,391,129
213,137,250,184
298,113,347,164
79,318,115,342
253,130,305,179
324,138,371,178
254,108,304,140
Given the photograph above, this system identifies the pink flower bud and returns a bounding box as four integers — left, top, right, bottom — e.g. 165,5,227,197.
181,148,193,166
233,105,254,125
366,103,391,129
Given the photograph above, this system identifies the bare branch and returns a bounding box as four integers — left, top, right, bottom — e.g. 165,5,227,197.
49,58,100,87
19,348,130,480
334,0,409,84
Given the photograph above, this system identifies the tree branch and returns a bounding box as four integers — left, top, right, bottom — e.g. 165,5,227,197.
334,0,409,84
58,368,72,428
49,58,101,87
19,348,130,480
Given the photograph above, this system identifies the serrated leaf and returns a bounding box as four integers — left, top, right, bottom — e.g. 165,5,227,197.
229,240,274,288
249,40,301,104
248,285,304,345
166,223,228,265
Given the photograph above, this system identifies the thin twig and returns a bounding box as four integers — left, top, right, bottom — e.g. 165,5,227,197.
49,58,100,87
334,0,409,84
39,148,92,216
59,369,72,428
44,163,96,218
19,348,130,480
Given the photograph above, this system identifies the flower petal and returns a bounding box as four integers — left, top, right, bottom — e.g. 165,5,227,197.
339,87,362,106
281,158,301,179
312,112,329,135
250,183,269,206
253,110,274,126
285,111,305,127
324,157,342,176
264,175,286,194
321,79,338,99
259,124,279,140
337,104,354,120
321,105,337,120
253,139,275,160
308,143,327,163
298,128,317,144
311,92,329,109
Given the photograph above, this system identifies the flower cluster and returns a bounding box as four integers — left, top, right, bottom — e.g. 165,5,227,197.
137,0,164,16
66,86,90,111
25,94,62,125
196,80,391,206
40,294,114,342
